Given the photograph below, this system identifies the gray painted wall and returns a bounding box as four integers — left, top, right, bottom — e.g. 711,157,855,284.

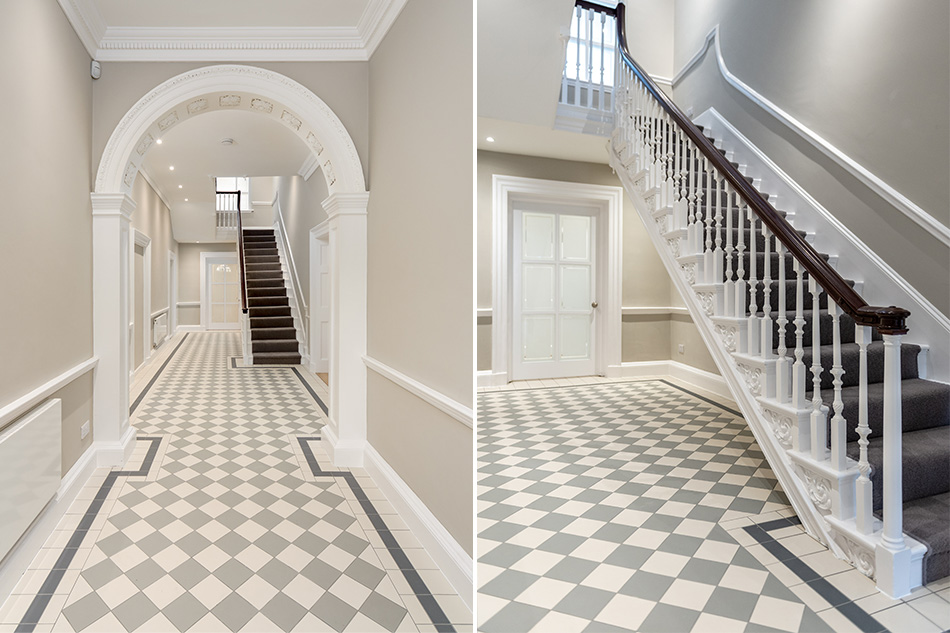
673,0,950,315
0,0,95,472
274,174,329,301
367,0,473,556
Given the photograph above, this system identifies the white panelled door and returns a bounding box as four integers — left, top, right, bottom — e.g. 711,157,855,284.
511,206,598,380
206,257,241,330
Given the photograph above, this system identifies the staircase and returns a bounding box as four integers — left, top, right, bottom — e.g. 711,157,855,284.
242,229,301,365
595,1,949,597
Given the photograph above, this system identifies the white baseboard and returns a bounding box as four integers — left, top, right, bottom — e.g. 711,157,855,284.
175,325,204,333
95,425,137,468
0,443,98,601
476,370,493,388
321,423,364,467
620,360,733,402
363,444,473,612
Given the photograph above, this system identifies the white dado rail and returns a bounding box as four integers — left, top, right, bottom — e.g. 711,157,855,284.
597,1,927,598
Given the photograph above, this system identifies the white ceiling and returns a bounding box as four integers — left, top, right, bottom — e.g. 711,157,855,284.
140,109,309,242
477,0,613,165
57,0,407,61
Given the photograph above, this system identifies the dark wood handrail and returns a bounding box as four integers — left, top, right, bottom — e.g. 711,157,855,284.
590,1,909,334
222,190,249,315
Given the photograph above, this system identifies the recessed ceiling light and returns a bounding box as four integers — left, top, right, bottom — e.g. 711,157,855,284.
486,136,495,142
169,166,175,171
178,185,183,189
184,198,189,202
156,139,163,145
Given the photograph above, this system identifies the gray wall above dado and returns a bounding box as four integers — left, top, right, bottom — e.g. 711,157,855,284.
672,0,949,315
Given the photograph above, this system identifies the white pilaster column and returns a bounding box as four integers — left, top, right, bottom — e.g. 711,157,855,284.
91,193,137,466
322,192,369,467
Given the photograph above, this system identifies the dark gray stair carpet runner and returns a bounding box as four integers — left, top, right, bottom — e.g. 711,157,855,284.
243,229,301,365
690,127,950,584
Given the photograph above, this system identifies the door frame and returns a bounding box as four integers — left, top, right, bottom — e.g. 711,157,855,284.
168,250,178,335
310,221,331,374
199,252,240,331
131,229,151,376
491,174,623,386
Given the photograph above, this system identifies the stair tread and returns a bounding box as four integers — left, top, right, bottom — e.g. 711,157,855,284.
900,492,949,584
849,425,950,507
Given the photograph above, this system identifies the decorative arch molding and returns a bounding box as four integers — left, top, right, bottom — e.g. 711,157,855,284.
92,64,369,470
95,64,366,196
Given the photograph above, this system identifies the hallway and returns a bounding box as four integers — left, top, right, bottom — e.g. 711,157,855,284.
476,378,949,633
0,333,469,632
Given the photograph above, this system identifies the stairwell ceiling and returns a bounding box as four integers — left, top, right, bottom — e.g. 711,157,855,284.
58,0,407,61
477,0,613,164
140,109,309,243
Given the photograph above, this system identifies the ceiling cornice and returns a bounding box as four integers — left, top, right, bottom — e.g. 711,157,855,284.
58,0,408,62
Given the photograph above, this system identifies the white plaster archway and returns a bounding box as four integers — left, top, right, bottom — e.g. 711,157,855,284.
92,65,369,467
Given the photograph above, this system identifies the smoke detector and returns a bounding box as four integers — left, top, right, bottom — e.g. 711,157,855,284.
221,138,235,146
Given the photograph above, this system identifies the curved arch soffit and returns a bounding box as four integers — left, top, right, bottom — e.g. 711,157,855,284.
96,64,365,196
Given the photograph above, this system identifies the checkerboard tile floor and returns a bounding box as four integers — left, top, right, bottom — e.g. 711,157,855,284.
477,379,947,633
0,332,469,632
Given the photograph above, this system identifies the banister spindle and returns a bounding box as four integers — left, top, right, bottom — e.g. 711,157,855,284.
574,5,582,106
713,174,724,285
689,144,703,255
599,11,606,111
829,300,847,471
703,159,714,281
735,199,746,319
776,241,790,403
855,325,874,534
724,182,735,316
747,207,759,356
792,261,807,410
809,277,826,462
760,226,773,359
586,8,594,108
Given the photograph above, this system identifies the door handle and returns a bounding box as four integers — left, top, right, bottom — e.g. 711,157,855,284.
591,302,599,308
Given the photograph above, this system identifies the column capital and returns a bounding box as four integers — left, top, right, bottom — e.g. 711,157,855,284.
91,193,136,221
322,192,370,220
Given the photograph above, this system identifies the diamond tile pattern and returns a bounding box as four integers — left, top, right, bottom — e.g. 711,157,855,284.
477,380,828,633
0,333,467,632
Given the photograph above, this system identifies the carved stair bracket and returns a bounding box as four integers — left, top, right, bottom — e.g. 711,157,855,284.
794,464,833,514
762,407,793,449
696,292,715,316
736,361,764,397
667,238,681,258
680,262,696,285
715,324,738,353
834,533,876,580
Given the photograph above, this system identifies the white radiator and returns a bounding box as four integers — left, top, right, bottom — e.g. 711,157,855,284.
153,312,168,347
0,399,61,562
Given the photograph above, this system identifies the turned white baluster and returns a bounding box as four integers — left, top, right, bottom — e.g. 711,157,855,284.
687,141,697,252
723,183,735,316
712,175,724,285
760,226,773,359
809,277,826,462
734,199,746,319
792,261,807,409
776,241,790,403
747,208,759,356
704,159,715,281
574,5,582,106
855,325,874,534
690,145,703,255
586,8,594,109
598,10,606,111
829,300,847,472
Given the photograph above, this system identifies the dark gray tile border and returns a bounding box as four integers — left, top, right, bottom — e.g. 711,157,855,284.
15,437,163,632
130,334,189,414
226,357,329,417
297,437,457,633
744,518,890,633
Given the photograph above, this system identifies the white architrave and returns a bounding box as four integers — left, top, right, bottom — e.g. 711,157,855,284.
93,65,369,468
491,175,623,386
132,230,152,373
321,193,369,466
